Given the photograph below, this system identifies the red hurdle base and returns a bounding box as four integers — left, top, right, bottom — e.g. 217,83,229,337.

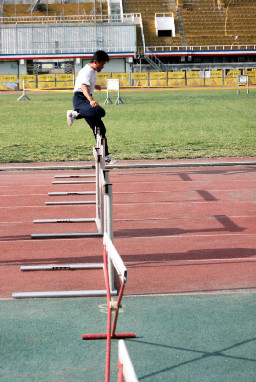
82,243,136,382
82,332,136,340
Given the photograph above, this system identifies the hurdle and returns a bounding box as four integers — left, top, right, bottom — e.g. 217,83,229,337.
237,74,249,94
17,80,31,101
104,79,123,105
31,129,105,239
12,132,117,299
82,233,136,382
118,340,138,382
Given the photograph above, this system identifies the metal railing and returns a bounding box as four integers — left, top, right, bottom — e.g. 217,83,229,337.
0,13,125,24
145,44,256,52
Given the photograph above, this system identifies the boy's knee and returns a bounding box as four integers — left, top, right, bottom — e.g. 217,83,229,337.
97,107,106,118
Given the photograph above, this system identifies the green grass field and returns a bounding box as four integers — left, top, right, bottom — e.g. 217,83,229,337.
0,88,255,163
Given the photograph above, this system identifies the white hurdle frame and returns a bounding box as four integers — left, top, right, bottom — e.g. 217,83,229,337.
31,131,105,239
12,131,116,299
237,75,249,94
104,79,123,105
118,340,139,382
17,80,31,101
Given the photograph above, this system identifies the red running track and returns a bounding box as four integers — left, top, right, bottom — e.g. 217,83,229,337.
0,161,256,298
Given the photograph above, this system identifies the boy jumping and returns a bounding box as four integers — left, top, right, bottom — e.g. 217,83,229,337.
67,50,115,164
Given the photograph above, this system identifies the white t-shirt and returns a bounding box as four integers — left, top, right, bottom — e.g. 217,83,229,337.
74,64,97,94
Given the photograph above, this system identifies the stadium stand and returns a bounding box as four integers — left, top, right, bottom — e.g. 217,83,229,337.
123,0,182,48
1,0,256,49
178,0,256,48
1,1,109,23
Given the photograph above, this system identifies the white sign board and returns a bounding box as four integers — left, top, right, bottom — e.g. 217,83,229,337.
238,75,249,84
107,79,120,91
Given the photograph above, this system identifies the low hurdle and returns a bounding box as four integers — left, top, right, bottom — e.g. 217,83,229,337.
237,74,249,94
104,79,123,105
82,233,136,382
31,129,106,239
12,132,117,298
17,80,31,101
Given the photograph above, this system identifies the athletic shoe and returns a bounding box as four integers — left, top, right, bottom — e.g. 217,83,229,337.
105,156,117,165
67,110,78,126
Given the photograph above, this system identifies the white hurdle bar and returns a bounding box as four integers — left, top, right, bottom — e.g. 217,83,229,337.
45,201,96,205
52,180,96,184
104,232,125,292
118,340,138,382
12,290,117,299
20,263,104,271
54,174,95,178
48,192,96,196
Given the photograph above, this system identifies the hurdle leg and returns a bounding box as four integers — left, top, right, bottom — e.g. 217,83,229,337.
111,282,125,338
104,89,112,104
82,245,135,341
115,90,123,105
118,360,124,382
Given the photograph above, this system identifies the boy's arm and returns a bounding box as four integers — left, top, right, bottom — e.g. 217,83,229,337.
81,83,99,107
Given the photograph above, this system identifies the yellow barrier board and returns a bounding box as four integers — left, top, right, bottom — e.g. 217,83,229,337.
19,75,36,82
38,82,55,89
0,75,17,81
96,80,107,87
187,78,204,86
0,83,16,90
119,79,129,87
248,77,256,85
112,73,129,80
244,70,256,77
131,72,148,80
210,71,222,78
57,81,74,88
150,80,168,86
150,72,167,80
97,73,111,79
20,82,36,89
56,74,73,81
134,80,148,87
38,74,55,82
205,78,223,86
187,71,200,79
207,78,223,86
225,70,241,78
168,79,185,87
224,78,238,86
168,71,185,79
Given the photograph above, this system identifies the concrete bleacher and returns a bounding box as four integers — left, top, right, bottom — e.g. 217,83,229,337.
178,0,256,48
1,2,108,21
122,0,182,48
